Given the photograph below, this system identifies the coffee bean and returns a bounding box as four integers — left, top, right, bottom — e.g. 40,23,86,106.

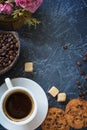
13,39,17,44
4,58,9,63
16,43,19,48
8,37,11,42
76,80,81,86
0,64,2,67
8,50,13,55
0,40,3,43
84,76,87,80
76,61,81,66
85,52,87,57
0,49,3,54
16,51,18,54
63,45,68,50
9,56,14,61
79,70,85,75
10,45,14,49
82,92,86,96
1,52,6,56
3,62,6,67
78,85,82,89
2,46,6,50
0,32,19,71
6,43,10,48
8,60,12,65
83,56,87,62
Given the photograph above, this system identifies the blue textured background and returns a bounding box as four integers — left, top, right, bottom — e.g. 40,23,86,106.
0,0,87,130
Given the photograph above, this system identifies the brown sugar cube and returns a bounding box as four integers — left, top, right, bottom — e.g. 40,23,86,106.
25,62,33,72
48,86,59,97
57,93,66,102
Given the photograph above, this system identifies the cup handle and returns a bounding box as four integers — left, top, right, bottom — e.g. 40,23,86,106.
5,78,13,89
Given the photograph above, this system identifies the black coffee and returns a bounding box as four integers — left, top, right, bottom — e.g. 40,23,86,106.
4,91,33,119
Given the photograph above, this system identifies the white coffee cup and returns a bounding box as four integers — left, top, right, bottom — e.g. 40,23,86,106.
0,78,37,126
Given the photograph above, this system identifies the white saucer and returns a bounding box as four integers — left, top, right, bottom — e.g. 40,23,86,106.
0,78,48,130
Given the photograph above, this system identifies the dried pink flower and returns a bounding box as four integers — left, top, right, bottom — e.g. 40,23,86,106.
0,4,3,13
15,0,43,13
3,2,13,15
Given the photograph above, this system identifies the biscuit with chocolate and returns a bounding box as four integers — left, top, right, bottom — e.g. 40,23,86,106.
65,98,87,129
41,107,70,130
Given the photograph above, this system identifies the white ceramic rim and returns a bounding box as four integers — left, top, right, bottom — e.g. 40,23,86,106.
0,78,48,130
0,86,37,126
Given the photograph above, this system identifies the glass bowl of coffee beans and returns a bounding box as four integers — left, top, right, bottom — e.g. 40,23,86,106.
0,32,20,75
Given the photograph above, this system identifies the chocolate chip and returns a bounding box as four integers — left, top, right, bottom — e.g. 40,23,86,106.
79,92,86,99
76,61,82,66
81,96,85,99
76,105,83,108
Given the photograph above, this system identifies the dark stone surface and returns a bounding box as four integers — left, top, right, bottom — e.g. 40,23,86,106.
0,0,87,130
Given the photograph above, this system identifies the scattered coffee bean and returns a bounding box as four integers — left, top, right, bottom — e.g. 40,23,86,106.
63,45,68,50
79,70,85,75
81,96,85,99
85,52,87,57
82,92,86,96
84,76,87,80
79,92,83,97
76,80,81,86
76,61,81,66
83,56,87,62
78,85,82,89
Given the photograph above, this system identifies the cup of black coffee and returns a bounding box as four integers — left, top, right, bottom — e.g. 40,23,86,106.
0,78,37,125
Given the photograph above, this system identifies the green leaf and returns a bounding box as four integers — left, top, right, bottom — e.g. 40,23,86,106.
8,0,14,3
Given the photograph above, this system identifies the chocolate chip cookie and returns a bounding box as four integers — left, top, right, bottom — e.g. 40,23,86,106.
65,98,87,129
41,107,70,130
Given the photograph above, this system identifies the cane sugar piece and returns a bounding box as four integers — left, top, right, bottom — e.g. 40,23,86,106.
57,93,66,102
48,86,59,97
25,62,33,72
